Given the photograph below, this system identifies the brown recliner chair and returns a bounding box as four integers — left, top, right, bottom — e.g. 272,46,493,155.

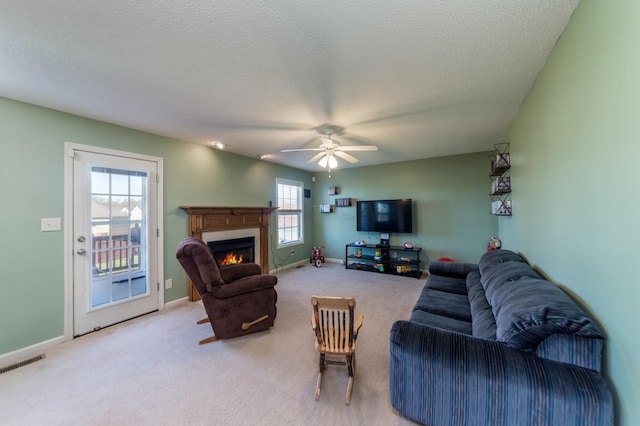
176,237,277,344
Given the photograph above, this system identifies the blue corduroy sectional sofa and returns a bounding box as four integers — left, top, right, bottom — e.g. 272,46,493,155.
389,249,613,426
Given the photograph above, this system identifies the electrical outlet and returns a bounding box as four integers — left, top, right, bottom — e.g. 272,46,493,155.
165,279,172,289
290,250,294,256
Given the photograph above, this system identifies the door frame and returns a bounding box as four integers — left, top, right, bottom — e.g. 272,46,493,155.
64,142,164,340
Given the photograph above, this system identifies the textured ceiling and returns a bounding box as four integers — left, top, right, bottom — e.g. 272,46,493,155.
0,0,580,171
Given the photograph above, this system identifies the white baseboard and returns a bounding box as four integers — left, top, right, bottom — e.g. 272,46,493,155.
269,257,346,274
269,259,308,274
164,296,189,309
0,335,66,371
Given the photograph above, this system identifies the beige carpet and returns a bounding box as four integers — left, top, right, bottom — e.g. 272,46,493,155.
0,262,424,425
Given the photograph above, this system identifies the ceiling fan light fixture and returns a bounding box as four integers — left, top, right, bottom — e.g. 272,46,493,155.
328,154,338,169
318,154,338,169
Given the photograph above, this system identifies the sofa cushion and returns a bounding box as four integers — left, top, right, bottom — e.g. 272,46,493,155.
466,271,497,340
490,276,604,352
413,287,472,322
425,274,467,295
428,261,479,278
410,309,472,335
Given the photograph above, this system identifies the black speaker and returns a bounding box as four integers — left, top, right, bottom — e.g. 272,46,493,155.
304,189,311,198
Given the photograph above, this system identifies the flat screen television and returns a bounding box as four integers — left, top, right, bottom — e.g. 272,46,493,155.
356,199,413,233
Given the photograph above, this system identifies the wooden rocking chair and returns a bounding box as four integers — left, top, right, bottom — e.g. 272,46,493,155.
311,296,364,405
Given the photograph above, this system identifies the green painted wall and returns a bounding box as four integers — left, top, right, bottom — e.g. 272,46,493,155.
311,153,497,265
0,97,313,354
500,0,639,424
0,96,495,358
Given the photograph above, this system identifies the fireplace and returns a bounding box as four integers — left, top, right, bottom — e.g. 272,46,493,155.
180,206,277,301
208,236,255,267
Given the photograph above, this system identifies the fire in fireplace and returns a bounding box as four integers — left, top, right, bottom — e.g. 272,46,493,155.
207,236,255,267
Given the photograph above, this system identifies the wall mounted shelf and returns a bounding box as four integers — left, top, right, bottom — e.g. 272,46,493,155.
489,143,512,216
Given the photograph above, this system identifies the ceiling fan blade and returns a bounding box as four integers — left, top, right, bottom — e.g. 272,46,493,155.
307,152,327,164
338,145,378,152
334,151,359,164
280,148,323,153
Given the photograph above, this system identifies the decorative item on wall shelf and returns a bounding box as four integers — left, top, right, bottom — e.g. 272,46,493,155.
490,177,511,195
328,186,337,195
319,204,334,213
335,197,351,207
491,200,511,216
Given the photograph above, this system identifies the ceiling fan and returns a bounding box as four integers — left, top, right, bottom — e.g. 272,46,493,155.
280,126,378,169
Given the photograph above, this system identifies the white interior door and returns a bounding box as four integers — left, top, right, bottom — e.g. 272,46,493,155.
71,148,160,336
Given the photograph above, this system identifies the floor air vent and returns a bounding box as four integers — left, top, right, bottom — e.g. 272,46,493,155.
0,354,45,375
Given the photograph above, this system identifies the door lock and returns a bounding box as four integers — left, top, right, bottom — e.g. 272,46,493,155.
76,249,87,255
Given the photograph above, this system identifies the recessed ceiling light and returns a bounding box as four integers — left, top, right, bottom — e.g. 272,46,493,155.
257,154,269,159
211,141,226,150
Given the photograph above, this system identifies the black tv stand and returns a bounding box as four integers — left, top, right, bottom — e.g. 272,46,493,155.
345,243,422,279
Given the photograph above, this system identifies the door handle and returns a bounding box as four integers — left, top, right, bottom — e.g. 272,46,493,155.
76,249,87,255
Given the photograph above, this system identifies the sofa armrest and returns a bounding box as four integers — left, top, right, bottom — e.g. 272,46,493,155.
389,320,613,426
219,263,263,283
427,261,478,278
213,274,277,299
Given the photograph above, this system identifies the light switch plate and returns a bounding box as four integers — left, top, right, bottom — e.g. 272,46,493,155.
41,217,61,232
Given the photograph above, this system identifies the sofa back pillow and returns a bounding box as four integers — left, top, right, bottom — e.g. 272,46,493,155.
478,249,526,277
490,276,604,352
480,261,541,297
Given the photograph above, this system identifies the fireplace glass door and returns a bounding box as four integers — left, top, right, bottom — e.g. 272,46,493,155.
208,237,255,267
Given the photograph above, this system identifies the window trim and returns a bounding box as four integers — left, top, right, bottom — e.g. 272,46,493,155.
276,178,304,248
